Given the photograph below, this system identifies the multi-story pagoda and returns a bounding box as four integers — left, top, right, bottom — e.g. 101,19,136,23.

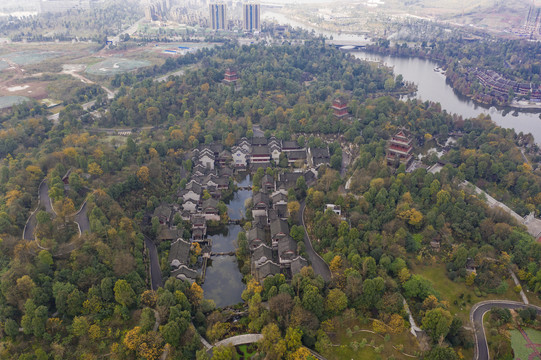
386,130,413,166
331,98,348,118
224,68,238,83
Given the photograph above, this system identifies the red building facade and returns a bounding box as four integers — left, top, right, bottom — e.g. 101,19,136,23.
331,98,348,118
386,130,413,166
224,68,238,83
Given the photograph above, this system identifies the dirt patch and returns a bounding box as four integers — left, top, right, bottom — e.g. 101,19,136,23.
85,57,150,76
0,81,49,99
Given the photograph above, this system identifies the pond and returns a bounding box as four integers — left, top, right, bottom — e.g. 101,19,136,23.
201,175,251,308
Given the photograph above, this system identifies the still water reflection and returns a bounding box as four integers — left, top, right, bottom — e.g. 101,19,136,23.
201,175,251,308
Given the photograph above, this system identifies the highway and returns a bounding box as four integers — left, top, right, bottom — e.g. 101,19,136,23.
470,301,541,360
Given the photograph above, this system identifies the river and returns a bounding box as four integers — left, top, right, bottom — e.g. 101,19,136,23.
201,175,252,308
263,11,541,144
352,51,541,144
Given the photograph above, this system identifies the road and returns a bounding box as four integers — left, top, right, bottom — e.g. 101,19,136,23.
299,201,331,282
74,201,90,235
471,301,541,360
341,148,351,177
145,236,163,290
23,180,56,241
47,99,97,124
110,17,145,45
39,181,55,215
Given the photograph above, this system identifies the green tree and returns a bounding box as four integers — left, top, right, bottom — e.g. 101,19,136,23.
139,308,155,332
325,288,348,315
259,323,286,360
403,275,436,300
114,279,135,307
302,285,324,319
360,277,385,310
161,321,183,347
425,346,459,360
4,318,19,338
422,308,453,344
212,344,235,360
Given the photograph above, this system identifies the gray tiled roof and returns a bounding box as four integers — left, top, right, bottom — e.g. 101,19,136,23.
270,219,289,239
168,238,191,266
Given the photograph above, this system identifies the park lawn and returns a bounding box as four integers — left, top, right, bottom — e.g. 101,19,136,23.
412,263,522,324
322,319,420,360
412,262,522,360
236,344,256,359
510,328,541,360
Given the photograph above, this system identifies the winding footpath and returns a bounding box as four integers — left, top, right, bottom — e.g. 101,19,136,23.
299,200,332,282
470,301,541,360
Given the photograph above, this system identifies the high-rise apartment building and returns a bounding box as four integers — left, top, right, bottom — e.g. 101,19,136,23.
243,3,260,32
209,3,227,30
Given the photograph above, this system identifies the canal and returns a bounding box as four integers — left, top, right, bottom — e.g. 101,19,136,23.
201,175,252,308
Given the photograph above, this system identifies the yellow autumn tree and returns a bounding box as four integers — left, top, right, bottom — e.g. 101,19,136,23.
329,255,343,274
287,201,300,218
242,278,262,301
288,347,312,360
465,272,476,286
5,189,22,207
372,319,387,334
123,326,142,351
225,132,236,147
170,129,184,140
188,282,203,307
26,165,42,181
408,209,423,227
137,166,150,184
388,314,405,334
63,147,78,159
190,121,201,137
93,148,104,159
191,242,202,256
398,267,411,283
88,162,103,176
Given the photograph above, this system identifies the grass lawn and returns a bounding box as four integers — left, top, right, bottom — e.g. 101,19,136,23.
322,318,420,360
412,263,522,324
236,344,256,359
412,262,522,360
510,328,541,360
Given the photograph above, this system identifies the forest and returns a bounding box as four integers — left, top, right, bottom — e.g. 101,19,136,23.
0,35,539,360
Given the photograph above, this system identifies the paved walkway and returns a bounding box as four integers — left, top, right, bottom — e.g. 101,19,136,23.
461,181,541,239
213,334,263,348
509,269,529,304
299,201,331,282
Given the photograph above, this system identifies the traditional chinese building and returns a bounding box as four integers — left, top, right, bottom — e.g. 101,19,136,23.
386,130,413,166
331,98,348,118
224,68,238,83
